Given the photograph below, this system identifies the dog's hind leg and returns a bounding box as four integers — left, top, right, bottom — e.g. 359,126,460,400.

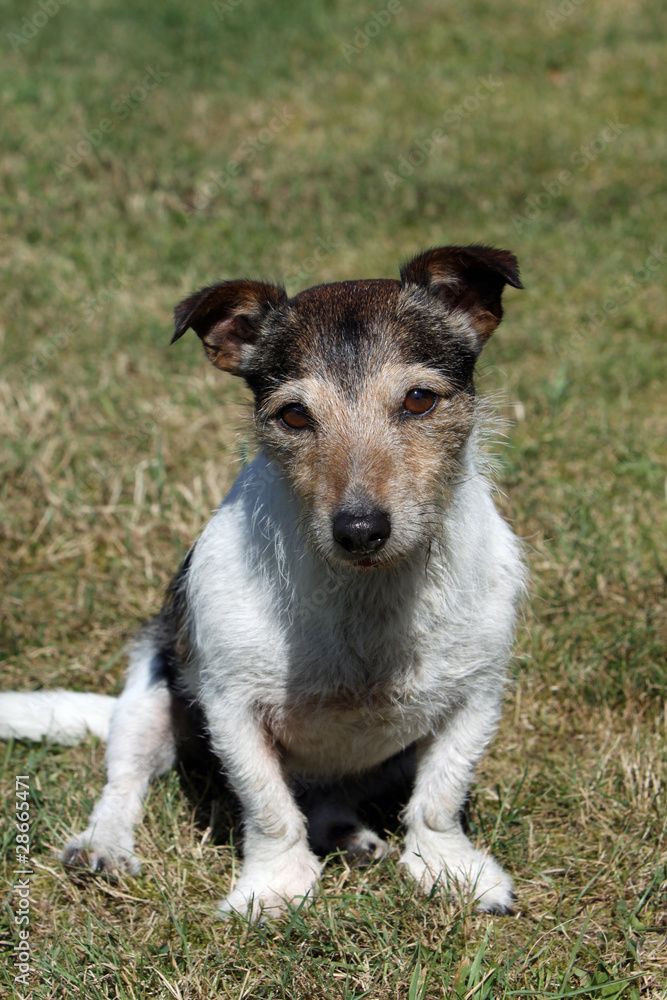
303,793,390,862
62,636,178,875
300,748,416,863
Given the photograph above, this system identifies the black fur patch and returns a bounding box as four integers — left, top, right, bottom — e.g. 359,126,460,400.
142,545,195,697
243,280,478,405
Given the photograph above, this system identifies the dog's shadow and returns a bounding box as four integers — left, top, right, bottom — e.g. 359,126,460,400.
172,733,241,847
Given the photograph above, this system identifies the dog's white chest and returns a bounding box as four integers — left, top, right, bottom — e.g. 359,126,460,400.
187,455,522,778
270,694,423,775
266,638,433,775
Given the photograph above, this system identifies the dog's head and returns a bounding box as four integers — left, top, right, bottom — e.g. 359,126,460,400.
172,246,522,569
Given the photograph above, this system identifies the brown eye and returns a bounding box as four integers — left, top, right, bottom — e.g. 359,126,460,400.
403,388,437,416
280,404,311,430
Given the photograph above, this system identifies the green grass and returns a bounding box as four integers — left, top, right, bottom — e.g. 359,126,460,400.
1,0,665,996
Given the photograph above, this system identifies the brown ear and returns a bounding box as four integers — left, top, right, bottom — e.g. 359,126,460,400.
400,245,523,351
171,280,287,373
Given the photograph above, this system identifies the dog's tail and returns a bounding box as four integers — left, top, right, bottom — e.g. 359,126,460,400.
0,691,116,745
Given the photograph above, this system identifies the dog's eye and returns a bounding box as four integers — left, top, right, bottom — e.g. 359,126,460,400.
403,389,438,416
279,404,311,430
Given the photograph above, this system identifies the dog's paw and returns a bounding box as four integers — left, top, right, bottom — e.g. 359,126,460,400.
62,828,141,876
337,825,390,865
303,797,389,863
218,846,321,922
399,829,515,913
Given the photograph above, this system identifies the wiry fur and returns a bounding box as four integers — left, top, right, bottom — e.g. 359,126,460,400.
0,691,115,745
0,245,525,921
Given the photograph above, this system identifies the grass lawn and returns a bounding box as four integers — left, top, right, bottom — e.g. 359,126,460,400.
1,0,665,996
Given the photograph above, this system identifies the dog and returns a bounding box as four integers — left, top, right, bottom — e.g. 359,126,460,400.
0,244,525,920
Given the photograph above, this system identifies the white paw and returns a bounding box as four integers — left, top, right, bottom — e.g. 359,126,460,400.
62,828,141,875
399,828,515,913
218,845,321,922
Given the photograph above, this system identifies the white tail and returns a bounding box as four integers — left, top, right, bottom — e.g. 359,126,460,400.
0,690,117,745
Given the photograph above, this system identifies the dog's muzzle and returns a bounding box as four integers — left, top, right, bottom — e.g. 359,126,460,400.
332,508,391,556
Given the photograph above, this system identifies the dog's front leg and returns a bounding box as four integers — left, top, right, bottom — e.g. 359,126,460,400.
400,697,515,913
207,705,321,921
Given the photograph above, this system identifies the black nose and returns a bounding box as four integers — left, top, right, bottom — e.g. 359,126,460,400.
333,509,391,554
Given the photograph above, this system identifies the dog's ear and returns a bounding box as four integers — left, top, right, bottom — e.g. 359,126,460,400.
171,280,287,374
400,245,523,351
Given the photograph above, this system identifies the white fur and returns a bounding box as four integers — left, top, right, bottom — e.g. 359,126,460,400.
178,446,523,915
0,690,116,745
2,269,526,921
62,641,177,874
1,441,523,916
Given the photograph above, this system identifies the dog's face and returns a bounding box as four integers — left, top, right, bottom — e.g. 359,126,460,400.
172,246,522,568
246,280,480,569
